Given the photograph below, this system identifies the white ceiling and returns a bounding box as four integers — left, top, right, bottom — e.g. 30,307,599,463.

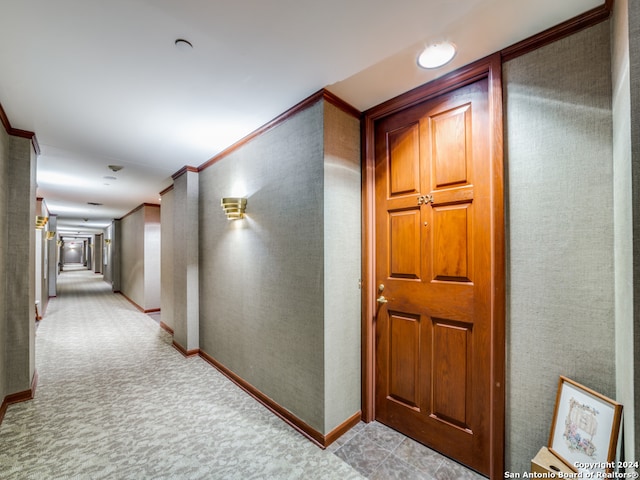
0,0,602,236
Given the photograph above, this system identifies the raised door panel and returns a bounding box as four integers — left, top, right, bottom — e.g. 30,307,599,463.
388,123,420,197
430,104,471,189
431,204,472,283
431,319,472,430
387,312,421,409
389,209,421,280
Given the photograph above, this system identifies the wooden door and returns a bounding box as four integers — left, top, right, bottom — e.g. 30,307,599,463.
374,78,493,474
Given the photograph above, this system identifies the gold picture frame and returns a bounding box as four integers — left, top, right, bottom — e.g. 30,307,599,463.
548,376,623,475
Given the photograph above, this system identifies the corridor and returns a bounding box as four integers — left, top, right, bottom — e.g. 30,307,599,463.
0,267,485,479
0,268,362,479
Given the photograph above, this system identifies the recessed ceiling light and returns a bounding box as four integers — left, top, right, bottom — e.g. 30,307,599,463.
417,42,457,69
175,38,193,52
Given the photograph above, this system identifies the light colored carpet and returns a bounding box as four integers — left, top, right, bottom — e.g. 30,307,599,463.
0,268,363,480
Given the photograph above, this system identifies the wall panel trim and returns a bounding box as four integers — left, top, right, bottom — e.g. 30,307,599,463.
0,371,38,426
196,89,360,173
501,0,613,61
199,349,361,448
172,341,199,357
171,166,198,181
160,322,174,335
0,102,40,154
159,184,174,196
118,202,161,221
118,291,160,314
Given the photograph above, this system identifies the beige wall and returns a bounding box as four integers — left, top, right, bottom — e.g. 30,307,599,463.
630,0,640,464
47,215,58,298
0,128,36,399
172,170,199,351
103,223,114,287
120,205,161,311
144,206,161,309
35,198,50,318
612,0,636,466
121,208,145,306
160,188,175,331
196,98,361,435
504,21,616,473
0,122,7,402
323,102,361,432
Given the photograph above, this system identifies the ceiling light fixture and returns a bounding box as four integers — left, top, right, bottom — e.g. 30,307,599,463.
175,38,193,52
108,165,123,172
417,42,457,69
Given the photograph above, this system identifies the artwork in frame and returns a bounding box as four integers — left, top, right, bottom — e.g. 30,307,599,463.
549,376,623,475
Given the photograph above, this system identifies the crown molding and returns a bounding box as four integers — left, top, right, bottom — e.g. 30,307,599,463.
171,166,198,181
501,0,613,62
118,202,161,221
0,102,41,155
159,184,174,196
197,89,361,173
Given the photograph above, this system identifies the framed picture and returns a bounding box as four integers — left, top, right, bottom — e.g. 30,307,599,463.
549,376,623,474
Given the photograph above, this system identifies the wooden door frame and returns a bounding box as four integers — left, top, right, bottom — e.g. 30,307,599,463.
361,53,505,477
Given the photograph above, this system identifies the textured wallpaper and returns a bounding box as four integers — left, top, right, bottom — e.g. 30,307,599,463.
196,98,361,435
199,101,327,431
504,21,615,474
624,0,640,464
3,134,36,394
160,189,175,331
0,125,7,402
323,101,361,433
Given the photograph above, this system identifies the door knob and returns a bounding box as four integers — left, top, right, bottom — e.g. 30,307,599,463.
377,295,388,304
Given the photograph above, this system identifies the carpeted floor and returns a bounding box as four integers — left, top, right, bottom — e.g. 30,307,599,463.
0,268,364,479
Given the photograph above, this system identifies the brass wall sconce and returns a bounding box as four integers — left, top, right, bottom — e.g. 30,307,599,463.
56,240,63,247
35,216,48,229
46,231,56,240
104,239,112,245
221,197,247,220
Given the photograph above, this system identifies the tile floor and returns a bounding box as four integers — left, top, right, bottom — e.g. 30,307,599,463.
329,421,487,480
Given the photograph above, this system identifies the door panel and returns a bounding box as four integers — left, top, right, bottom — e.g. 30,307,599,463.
431,319,471,429
389,209,421,279
374,79,491,474
388,312,421,408
388,123,420,197
431,104,471,188
432,204,472,282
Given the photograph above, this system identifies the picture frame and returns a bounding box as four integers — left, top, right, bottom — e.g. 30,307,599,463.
549,376,623,475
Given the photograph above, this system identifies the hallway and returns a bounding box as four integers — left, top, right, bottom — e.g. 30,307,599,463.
0,268,363,479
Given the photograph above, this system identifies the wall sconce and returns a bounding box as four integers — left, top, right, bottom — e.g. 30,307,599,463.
56,240,63,247
46,231,56,240
221,197,247,220
104,239,112,245
35,216,48,229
